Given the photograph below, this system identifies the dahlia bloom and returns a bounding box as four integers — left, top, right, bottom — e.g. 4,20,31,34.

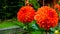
17,6,35,23
54,4,60,12
34,6,58,30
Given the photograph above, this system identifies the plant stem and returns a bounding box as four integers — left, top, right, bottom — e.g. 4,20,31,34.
45,30,49,34
46,31,48,34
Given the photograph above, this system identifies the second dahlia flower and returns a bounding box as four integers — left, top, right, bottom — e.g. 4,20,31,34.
17,6,35,23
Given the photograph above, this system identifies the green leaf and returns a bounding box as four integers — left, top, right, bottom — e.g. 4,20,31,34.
31,31,41,34
29,20,45,31
13,20,24,27
0,20,17,28
32,23,39,30
29,20,40,30
49,32,54,34
50,28,56,32
29,0,40,10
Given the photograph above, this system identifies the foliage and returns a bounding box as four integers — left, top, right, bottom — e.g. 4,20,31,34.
29,0,40,10
0,18,60,34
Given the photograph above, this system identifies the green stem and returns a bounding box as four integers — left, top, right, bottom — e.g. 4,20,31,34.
41,31,43,34
45,30,49,34
46,31,48,34
24,23,31,34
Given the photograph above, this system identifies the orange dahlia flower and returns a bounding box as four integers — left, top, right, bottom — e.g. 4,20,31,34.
54,4,60,12
34,6,58,30
17,6,35,23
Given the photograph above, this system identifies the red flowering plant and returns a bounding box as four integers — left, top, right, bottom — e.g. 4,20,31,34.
17,0,59,34
34,6,58,33
54,4,60,21
17,0,36,34
54,4,60,12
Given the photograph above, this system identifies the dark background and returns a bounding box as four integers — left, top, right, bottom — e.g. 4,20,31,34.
0,0,24,20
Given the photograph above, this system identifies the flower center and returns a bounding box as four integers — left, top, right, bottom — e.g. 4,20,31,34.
48,11,54,18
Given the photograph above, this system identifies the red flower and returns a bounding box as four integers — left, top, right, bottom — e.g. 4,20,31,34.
17,6,35,23
54,4,59,8
54,4,60,12
34,6,58,30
